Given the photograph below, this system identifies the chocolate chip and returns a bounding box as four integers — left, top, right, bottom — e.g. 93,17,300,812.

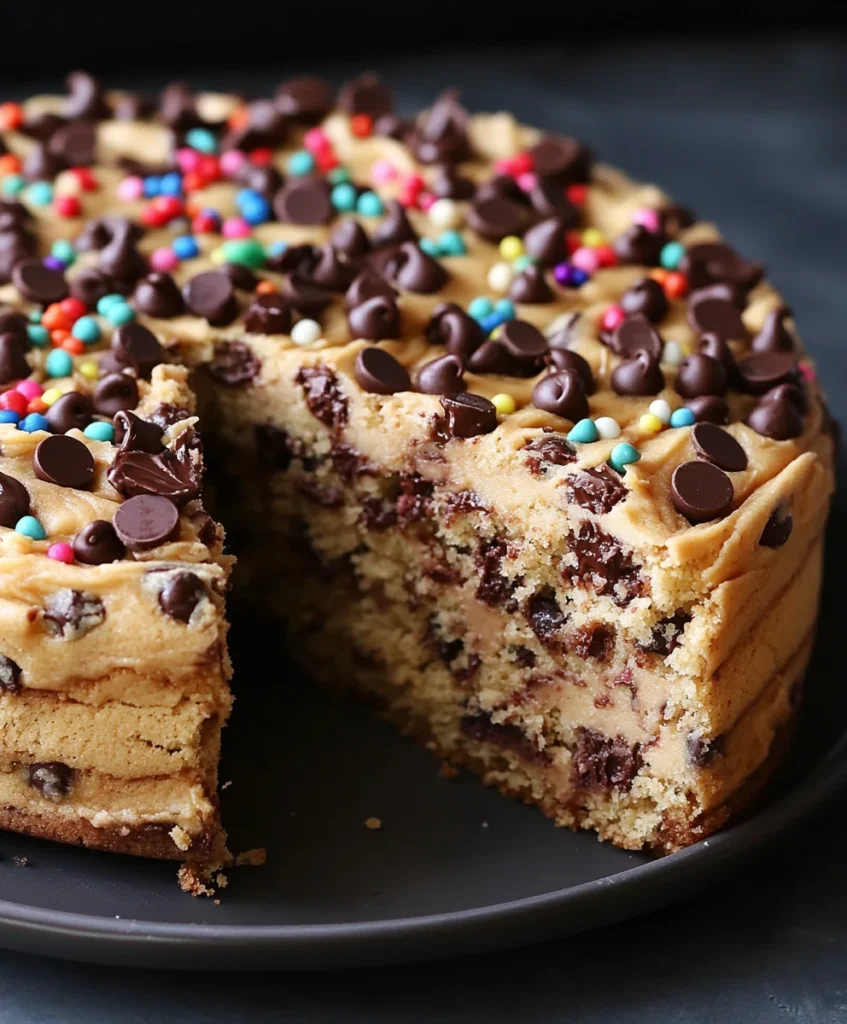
159,81,201,132
72,520,125,565
12,259,68,304
311,245,357,292
566,521,644,603
347,295,401,341
48,121,97,166
466,339,521,376
522,435,576,473
207,341,261,387
681,242,763,292
640,611,691,656
385,242,447,293
670,460,734,522
244,291,291,334
63,70,109,121
72,267,117,309
661,203,696,235
0,471,30,527
345,269,396,311
417,354,466,395
425,303,484,360
509,265,553,303
354,347,411,395
698,333,737,379
0,332,30,385
691,422,747,472
527,587,567,642
611,350,665,396
371,200,418,248
331,218,371,259
44,391,93,434
686,733,724,768
98,219,147,288
440,393,498,438
532,371,589,421
23,143,64,182
565,465,627,513
746,383,805,440
499,320,548,362
28,762,74,802
689,282,746,310
572,728,639,792
409,89,470,165
675,353,727,398
93,373,139,417
113,494,180,550
686,395,730,425
687,296,748,341
620,278,669,323
614,224,666,266
113,410,165,454
736,351,797,394
237,163,284,199
108,440,201,505
528,134,591,183
609,314,663,360
760,501,793,548
182,271,238,326
522,217,569,266
547,347,595,394
466,195,530,242
111,322,164,380
338,74,393,118
114,93,154,121
0,654,22,694
222,261,258,292
43,589,105,639
751,306,794,354
191,509,217,547
296,365,348,429
282,274,332,318
273,178,333,225
275,77,334,122
0,308,30,346
528,180,578,221
431,165,475,200
34,435,94,490
159,572,206,623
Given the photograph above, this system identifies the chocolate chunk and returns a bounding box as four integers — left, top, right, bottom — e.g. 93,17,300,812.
467,339,521,376
275,77,334,122
108,438,201,505
348,295,400,340
689,281,746,310
681,242,764,292
311,245,357,292
565,465,627,513
431,165,475,201
532,371,589,421
296,365,348,429
48,121,97,167
736,351,797,394
222,262,258,292
527,587,567,642
244,291,291,334
385,242,447,293
746,383,805,440
338,74,393,118
611,350,665,396
613,224,666,266
522,435,576,473
461,713,546,764
207,341,261,387
687,733,724,768
282,274,332,318
182,271,238,326
751,306,794,354
466,195,530,242
93,373,139,416
572,728,639,791
528,134,591,183
620,277,668,323
371,200,418,248
43,589,105,639
21,110,66,142
159,572,207,623
0,471,30,527
11,259,68,305
330,218,371,259
675,353,727,398
33,435,94,490
661,203,696,235
522,217,568,266
28,762,74,802
609,314,663,360
641,611,691,656
509,265,553,304
425,303,484,360
499,320,548,362
45,391,93,434
409,89,470,165
222,99,288,151
0,332,30,385
273,178,333,225
111,323,164,380
0,654,22,694
23,142,64,182
440,393,498,438
417,353,466,395
72,520,126,565
345,268,397,310
191,509,217,547
113,410,165,454
72,267,116,309
571,625,614,661
547,347,595,394
760,501,793,548
354,347,411,395
687,296,747,341
113,494,180,550
476,537,517,607
670,460,734,522
691,422,747,472
566,521,643,603
686,395,730,425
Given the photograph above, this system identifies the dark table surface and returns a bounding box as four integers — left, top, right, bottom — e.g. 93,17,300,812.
2,35,847,1023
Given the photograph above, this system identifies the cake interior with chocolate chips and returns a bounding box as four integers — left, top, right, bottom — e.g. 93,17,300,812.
0,70,834,876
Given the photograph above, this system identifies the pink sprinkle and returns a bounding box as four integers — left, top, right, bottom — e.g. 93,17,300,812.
494,158,514,175
15,379,43,400
303,128,330,153
150,247,180,272
632,207,661,233
371,159,397,185
222,216,251,239
47,543,75,564
799,363,817,382
116,176,144,202
176,147,202,174
571,246,601,274
601,305,625,332
516,172,538,192
417,192,435,212
220,149,247,177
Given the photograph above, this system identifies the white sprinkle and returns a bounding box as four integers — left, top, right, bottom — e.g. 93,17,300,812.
487,261,513,294
662,340,684,366
290,319,322,346
428,198,462,229
648,399,672,424
594,416,621,439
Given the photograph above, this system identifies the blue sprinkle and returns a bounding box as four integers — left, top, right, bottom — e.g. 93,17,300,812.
419,237,440,258
660,241,685,270
172,235,200,260
15,515,46,540
494,298,515,320
143,176,162,198
609,442,641,473
83,421,115,443
45,349,74,379
159,172,183,197
330,183,357,213
287,150,316,176
185,127,218,154
18,413,50,434
27,325,49,348
467,296,494,320
670,407,696,428
438,230,466,256
236,189,271,225
268,240,289,257
570,267,589,287
479,311,507,335
356,191,384,217
0,410,20,424
26,181,53,207
567,418,599,444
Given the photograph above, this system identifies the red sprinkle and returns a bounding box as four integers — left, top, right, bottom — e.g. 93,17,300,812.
54,195,81,218
566,184,588,205
59,298,87,323
71,167,98,192
249,148,273,167
511,152,534,176
663,271,688,299
350,113,373,138
0,391,28,415
595,244,619,269
565,230,582,255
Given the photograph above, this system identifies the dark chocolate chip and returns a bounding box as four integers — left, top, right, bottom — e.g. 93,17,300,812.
182,271,238,326
509,265,553,304
345,268,396,311
566,521,644,603
0,308,30,346
28,762,74,802
158,572,206,623
338,74,393,118
43,589,105,639
431,165,475,200
33,435,94,490
528,134,591,183
425,303,484,360
371,200,418,248
296,365,348,429
499,320,548,362
385,241,447,294
689,281,746,310
409,89,470,165
522,435,577,472
282,274,332,318
746,384,805,440
113,494,180,550
63,70,109,121
466,195,530,242
565,465,627,514
440,393,498,438
93,373,139,417
687,296,748,340
609,314,663,360
273,178,333,226
347,295,400,341
686,733,724,768
466,339,521,376
681,242,764,292
522,217,568,266
660,204,696,235
111,322,163,379
528,180,578,222
244,291,290,335
572,728,639,792
613,224,666,266
686,395,730,425
691,422,748,472
159,81,202,132
23,143,64,182
237,163,284,199
48,121,97,166
72,520,126,565
44,391,93,435
698,332,737,378
354,347,411,395
532,371,589,421
330,218,371,259
72,267,117,309
760,501,793,548
108,430,201,503
98,219,147,287
221,261,258,292
275,77,334,122
611,350,665,396
11,259,68,304
417,354,466,395
751,306,795,354
191,509,217,547
0,471,30,527
675,353,727,398
527,587,567,642
0,654,22,694
0,332,30,385
311,245,357,292
620,277,669,323
670,460,734,523
736,351,797,394
113,410,165,454
547,347,595,394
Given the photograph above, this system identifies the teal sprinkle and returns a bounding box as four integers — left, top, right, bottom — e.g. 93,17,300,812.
356,191,384,217
96,294,126,316
438,230,466,256
419,237,440,258
669,407,696,428
268,240,288,257
659,241,685,270
15,515,46,541
609,442,641,473
567,418,599,444
27,324,49,348
1,174,25,197
330,183,357,213
25,181,53,207
185,127,218,154
83,421,115,443
494,298,515,319
328,167,351,185
104,303,136,326
512,254,535,273
51,239,76,266
467,296,494,320
71,316,101,345
287,150,316,176
28,310,42,323
45,348,74,379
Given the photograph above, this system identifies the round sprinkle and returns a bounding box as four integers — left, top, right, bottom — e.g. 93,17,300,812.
287,150,316,176
289,319,322,347
172,235,200,260
16,380,42,401
15,515,46,540
649,399,672,424
691,422,748,472
104,302,136,326
669,407,696,428
582,227,605,247
487,262,513,294
150,248,179,273
660,241,685,270
70,316,100,345
96,294,126,316
491,393,516,416
51,239,76,266
639,413,664,433
45,349,74,379
330,182,357,212
27,325,49,347
18,413,50,433
594,416,621,440
34,434,95,490
0,410,19,425
671,460,734,523
429,199,462,229
609,442,641,473
437,230,466,257
221,238,266,269
186,128,217,154
356,191,384,217
78,361,99,381
47,542,75,564
26,181,54,207
468,297,494,320
83,421,115,443
419,238,440,258
40,388,62,406
499,236,524,261
567,418,599,444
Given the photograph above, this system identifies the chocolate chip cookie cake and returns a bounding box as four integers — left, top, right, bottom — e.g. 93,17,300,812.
0,71,834,873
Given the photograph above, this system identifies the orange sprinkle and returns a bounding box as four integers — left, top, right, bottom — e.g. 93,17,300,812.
649,268,670,285
255,280,277,295
61,338,85,355
42,305,72,331
350,113,373,138
0,153,22,175
50,329,70,346
0,102,23,131
663,271,688,299
27,399,48,414
228,107,249,131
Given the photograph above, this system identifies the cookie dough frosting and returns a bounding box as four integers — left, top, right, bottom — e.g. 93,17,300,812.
0,72,835,862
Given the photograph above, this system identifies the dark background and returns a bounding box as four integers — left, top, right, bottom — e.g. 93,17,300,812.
2,17,847,1024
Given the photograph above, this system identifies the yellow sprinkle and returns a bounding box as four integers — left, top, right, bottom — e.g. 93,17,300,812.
639,413,663,433
582,228,605,247
489,325,502,340
491,393,516,416
40,387,63,406
210,247,225,265
78,361,99,381
499,235,524,261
